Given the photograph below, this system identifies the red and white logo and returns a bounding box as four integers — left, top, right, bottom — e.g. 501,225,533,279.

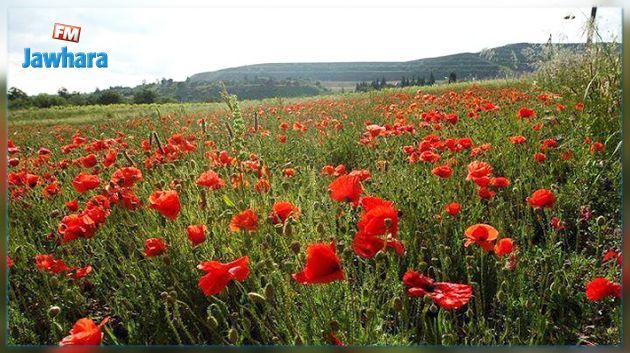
52,23,81,43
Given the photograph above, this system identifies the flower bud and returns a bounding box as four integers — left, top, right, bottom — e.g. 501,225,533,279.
596,216,606,226
207,315,219,329
330,319,340,331
48,306,61,318
227,328,238,344
290,241,301,254
264,284,274,300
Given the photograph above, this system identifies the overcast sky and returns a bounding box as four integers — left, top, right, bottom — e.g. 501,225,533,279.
7,7,622,95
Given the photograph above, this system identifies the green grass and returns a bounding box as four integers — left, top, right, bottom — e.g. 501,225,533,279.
7,79,621,345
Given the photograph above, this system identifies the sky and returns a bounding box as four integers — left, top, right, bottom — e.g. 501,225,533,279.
7,7,622,95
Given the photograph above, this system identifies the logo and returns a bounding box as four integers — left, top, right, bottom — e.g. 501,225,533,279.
52,23,81,43
22,23,108,69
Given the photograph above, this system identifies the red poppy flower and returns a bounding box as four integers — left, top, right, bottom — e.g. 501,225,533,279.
196,170,226,190
293,242,345,284
349,169,371,181
590,142,605,154
527,189,555,209
518,107,536,119
510,135,527,145
478,187,496,200
187,224,208,246
79,153,98,168
43,181,61,197
585,277,621,301
431,165,452,178
352,197,404,258
58,213,96,243
148,190,181,220
120,190,141,210
321,165,335,175
269,201,300,224
229,209,259,232
68,265,93,280
419,151,441,163
36,254,69,273
490,177,510,188
402,270,472,310
59,316,110,346
466,160,492,180
575,102,585,110
550,217,566,230
254,178,270,193
197,256,250,296
445,202,461,216
110,167,143,187
66,199,79,212
144,238,167,257
72,173,101,193
602,250,622,265
283,168,297,177
494,238,515,257
464,224,498,251
533,152,546,163
328,175,363,205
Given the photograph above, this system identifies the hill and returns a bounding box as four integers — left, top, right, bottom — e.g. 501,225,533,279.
190,43,584,83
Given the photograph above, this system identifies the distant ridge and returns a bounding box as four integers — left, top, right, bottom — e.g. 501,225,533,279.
190,43,585,83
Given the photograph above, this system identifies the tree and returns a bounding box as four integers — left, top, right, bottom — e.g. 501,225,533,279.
448,72,457,84
133,89,157,104
97,90,122,105
57,87,70,99
428,72,435,85
8,87,28,101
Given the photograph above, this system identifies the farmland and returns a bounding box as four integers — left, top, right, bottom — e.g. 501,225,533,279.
7,79,622,346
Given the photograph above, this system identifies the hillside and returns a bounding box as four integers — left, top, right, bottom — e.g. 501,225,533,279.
190,43,584,83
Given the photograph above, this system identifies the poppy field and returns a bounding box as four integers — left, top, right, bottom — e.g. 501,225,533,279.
7,81,622,345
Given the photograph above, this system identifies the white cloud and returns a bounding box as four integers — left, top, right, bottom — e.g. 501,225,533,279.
7,7,622,95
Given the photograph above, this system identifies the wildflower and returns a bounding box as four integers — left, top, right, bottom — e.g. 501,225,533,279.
518,107,536,119
72,173,101,193
59,317,110,346
464,224,498,251
110,167,143,188
58,213,96,243
148,190,181,220
402,270,472,310
229,209,258,232
445,202,461,216
293,242,345,284
269,201,300,224
419,151,441,163
494,238,515,257
197,256,250,296
585,277,621,302
254,178,270,193
187,224,208,247
431,165,452,178
528,189,556,209
466,160,492,180
352,197,404,258
144,238,167,257
510,135,527,145
36,254,69,273
328,175,363,205
283,168,297,177
196,170,226,190
534,152,546,163
550,217,566,230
